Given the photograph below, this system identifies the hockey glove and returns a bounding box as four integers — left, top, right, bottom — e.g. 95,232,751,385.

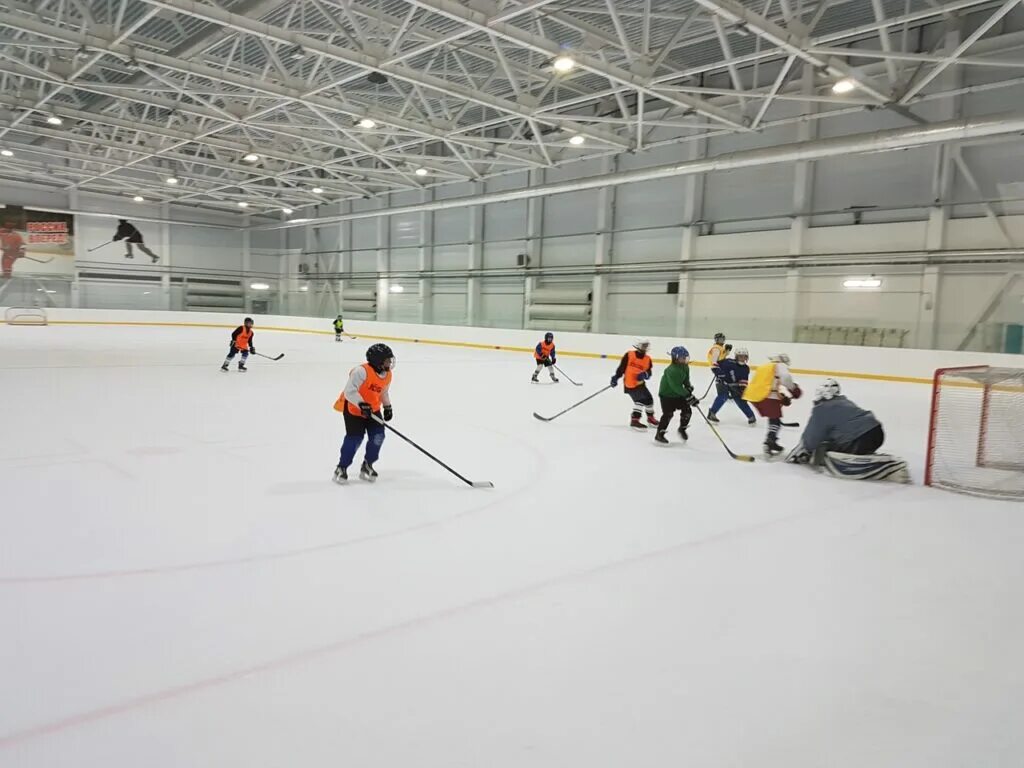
779,395,792,407
249,347,255,355
610,376,620,388
383,405,393,422
791,384,802,399
637,371,651,381
724,344,733,353
359,402,373,419
687,395,700,407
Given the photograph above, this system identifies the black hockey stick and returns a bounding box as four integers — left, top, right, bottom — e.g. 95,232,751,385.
552,364,583,386
782,421,800,428
21,255,54,264
253,351,285,361
693,404,755,462
533,384,613,422
371,414,493,488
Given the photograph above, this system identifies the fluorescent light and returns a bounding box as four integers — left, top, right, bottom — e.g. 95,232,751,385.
299,285,309,292
0,149,12,157
166,176,179,184
832,78,856,94
46,115,63,125
142,291,151,295
552,54,575,73
133,195,145,202
289,218,311,224
250,282,270,290
312,186,324,194
358,118,377,129
281,207,294,215
389,284,405,293
237,201,249,208
568,134,585,145
843,277,882,289
414,167,428,176
242,152,260,163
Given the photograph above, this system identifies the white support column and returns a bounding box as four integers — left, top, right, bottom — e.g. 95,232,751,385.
676,139,706,336
338,200,350,315
376,195,390,320
916,266,941,350
160,201,171,310
419,190,434,325
241,213,251,313
467,183,484,327
592,156,615,333
69,188,81,308
523,168,545,330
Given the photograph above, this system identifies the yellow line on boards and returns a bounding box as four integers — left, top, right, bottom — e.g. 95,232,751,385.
36,318,936,385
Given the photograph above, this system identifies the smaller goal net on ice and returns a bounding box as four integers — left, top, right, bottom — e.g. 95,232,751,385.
926,366,1024,500
3,307,48,326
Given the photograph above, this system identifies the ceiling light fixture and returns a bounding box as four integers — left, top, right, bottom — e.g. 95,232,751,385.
289,218,311,224
133,195,145,202
312,186,324,194
0,149,12,157
282,207,294,215
389,284,405,293
242,152,260,163
552,54,576,73
250,282,270,290
568,134,585,145
46,115,63,125
832,78,856,94
843,277,882,289
414,167,428,176
166,176,179,184
358,118,377,129
237,201,249,208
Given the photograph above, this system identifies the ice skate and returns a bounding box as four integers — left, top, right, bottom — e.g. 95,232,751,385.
550,375,559,383
678,427,688,441
220,362,229,372
764,435,784,457
747,417,757,426
531,373,539,383
332,465,348,484
654,430,669,444
238,362,247,372
359,461,378,482
707,411,720,423
150,255,159,264
630,415,647,430
646,413,659,427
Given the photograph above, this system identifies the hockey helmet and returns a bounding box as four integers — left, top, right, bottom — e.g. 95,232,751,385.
366,342,395,371
669,346,690,363
633,338,651,352
714,332,726,344
243,316,254,326
733,346,750,361
768,353,790,365
544,331,554,343
814,378,841,402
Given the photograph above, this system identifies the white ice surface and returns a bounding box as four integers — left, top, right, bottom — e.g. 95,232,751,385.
1,324,1022,767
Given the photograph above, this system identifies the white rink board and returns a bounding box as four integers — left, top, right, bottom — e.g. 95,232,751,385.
0,313,1022,767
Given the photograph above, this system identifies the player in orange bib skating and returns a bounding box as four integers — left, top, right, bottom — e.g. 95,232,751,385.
220,317,255,372
531,332,559,383
332,343,395,483
610,338,658,429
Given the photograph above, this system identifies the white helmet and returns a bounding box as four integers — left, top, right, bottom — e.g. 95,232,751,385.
733,346,749,359
634,338,650,351
769,353,791,365
814,378,841,402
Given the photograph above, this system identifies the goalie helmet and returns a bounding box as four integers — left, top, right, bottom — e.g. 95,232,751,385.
814,378,841,402
768,353,790,365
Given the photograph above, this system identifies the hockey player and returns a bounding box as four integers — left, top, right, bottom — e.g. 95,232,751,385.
532,332,559,383
655,346,699,444
786,379,907,482
333,314,345,342
789,379,884,463
707,346,757,426
112,219,160,263
611,339,658,429
0,217,25,278
743,353,801,456
332,343,395,484
220,317,255,372
707,332,732,372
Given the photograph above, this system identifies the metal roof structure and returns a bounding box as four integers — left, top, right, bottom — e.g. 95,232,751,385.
1,0,1022,217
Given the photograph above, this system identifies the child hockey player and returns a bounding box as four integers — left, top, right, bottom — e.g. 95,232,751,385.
112,219,160,263
611,339,658,429
742,353,801,456
655,346,699,444
532,332,559,383
333,314,344,342
332,343,395,484
707,332,732,372
707,346,757,425
220,317,255,372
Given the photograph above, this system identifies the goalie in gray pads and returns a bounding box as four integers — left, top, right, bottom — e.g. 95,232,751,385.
786,379,909,482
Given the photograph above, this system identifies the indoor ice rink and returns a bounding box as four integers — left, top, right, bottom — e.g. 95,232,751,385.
2,0,1024,765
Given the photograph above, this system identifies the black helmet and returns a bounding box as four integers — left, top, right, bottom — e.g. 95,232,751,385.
544,331,554,342
714,332,726,343
366,343,394,371
244,317,254,325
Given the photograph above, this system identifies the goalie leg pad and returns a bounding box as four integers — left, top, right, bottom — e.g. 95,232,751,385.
823,452,911,483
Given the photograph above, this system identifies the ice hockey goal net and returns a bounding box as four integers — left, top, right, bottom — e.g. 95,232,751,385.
925,365,1024,499
4,306,48,326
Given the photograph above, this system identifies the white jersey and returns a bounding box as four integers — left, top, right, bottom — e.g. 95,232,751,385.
767,362,794,400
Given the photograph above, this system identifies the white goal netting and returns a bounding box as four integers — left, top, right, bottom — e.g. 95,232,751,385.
926,366,1024,500
3,307,48,326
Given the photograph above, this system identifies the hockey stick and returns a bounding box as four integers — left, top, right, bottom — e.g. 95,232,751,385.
533,384,613,422
782,421,800,428
87,241,112,253
371,414,493,488
552,364,583,386
21,255,54,264
693,404,756,462
253,351,285,361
